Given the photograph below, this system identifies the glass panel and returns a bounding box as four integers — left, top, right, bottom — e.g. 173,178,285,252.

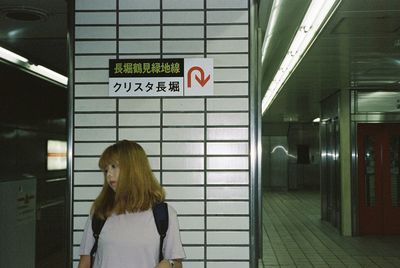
364,136,376,207
390,136,400,207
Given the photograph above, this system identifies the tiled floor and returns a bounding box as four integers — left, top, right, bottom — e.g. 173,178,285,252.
261,191,400,267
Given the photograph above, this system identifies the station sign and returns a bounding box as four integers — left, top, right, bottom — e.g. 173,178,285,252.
109,58,213,97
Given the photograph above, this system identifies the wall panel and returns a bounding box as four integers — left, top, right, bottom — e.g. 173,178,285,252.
72,0,251,267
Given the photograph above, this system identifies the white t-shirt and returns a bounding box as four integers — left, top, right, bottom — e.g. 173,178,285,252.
79,204,185,268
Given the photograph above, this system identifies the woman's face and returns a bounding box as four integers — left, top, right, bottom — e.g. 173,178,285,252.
105,163,120,191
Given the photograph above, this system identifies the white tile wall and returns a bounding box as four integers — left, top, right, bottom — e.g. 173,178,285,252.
212,54,248,67
207,0,248,8
163,127,204,140
183,262,204,268
163,171,205,185
75,128,116,141
207,112,249,126
184,246,205,259
207,246,249,260
178,216,205,229
163,98,204,111
75,70,108,83
75,84,109,97
162,142,204,155
75,99,116,112
206,231,249,244
163,40,204,53
214,68,248,82
75,41,116,54
119,41,160,53
75,12,116,24
207,25,249,38
75,26,116,39
73,0,251,266
119,128,161,141
207,216,249,229
74,114,116,127
163,113,204,126
119,113,160,126
163,11,204,24
119,26,160,39
207,171,249,185
163,0,204,9
74,186,102,200
74,142,113,155
207,127,248,140
75,55,112,68
214,82,249,96
207,142,248,155
119,12,160,24
207,156,249,170
207,186,249,200
75,0,115,10
163,26,204,39
119,99,161,111
208,262,249,268
207,201,249,214
74,157,99,170
74,171,103,185
162,157,204,170
207,11,248,24
181,231,205,244
169,201,204,215
207,98,248,111
119,0,159,9
207,40,248,53
164,186,204,200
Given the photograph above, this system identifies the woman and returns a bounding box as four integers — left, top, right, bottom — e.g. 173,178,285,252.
78,140,185,268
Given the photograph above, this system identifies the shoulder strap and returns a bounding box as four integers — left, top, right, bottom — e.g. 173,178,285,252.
152,202,169,262
90,216,106,267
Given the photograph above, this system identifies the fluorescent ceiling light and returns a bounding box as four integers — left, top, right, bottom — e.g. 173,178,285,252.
261,0,283,63
261,0,341,114
0,46,28,64
0,46,68,86
28,64,68,86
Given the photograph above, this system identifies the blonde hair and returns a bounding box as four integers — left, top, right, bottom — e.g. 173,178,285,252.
91,140,165,219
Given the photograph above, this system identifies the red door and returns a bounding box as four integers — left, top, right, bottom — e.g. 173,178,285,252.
358,123,400,235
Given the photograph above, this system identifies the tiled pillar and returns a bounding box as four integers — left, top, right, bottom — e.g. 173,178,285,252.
71,0,254,267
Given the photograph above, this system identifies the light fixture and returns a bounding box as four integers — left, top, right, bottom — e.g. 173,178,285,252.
0,46,68,86
0,46,28,64
313,117,320,123
261,0,342,114
261,0,283,64
28,64,68,86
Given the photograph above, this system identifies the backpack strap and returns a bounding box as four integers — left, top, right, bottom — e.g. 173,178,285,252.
152,202,169,262
90,216,106,268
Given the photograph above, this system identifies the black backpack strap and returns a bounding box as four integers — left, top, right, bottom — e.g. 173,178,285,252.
152,202,169,262
90,216,106,268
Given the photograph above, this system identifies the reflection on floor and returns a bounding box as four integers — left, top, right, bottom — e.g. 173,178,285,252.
261,191,400,267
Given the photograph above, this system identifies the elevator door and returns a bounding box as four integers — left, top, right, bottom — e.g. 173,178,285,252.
358,123,400,235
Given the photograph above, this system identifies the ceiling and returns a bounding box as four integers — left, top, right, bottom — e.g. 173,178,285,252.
260,0,400,134
1,0,399,135
0,0,67,74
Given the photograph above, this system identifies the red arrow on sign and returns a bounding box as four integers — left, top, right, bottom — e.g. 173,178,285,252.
187,66,210,88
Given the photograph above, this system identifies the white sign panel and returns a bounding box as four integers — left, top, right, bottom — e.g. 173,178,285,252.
184,58,213,96
109,77,184,97
108,58,213,97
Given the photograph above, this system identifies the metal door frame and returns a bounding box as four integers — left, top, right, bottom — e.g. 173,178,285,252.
351,89,400,235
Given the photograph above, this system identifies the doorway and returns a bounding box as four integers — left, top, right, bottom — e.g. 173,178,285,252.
357,123,400,235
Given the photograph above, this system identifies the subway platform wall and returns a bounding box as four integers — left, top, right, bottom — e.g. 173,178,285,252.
70,0,255,267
